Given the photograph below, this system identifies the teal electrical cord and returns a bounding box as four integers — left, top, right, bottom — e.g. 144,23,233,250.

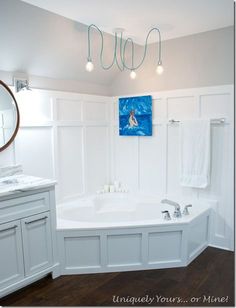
87,25,162,72
87,24,117,70
121,28,162,70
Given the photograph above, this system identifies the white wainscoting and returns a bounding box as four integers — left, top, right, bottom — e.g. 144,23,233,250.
0,89,111,203
0,85,234,251
112,85,234,251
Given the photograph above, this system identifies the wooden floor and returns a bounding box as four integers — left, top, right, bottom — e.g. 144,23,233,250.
0,247,234,307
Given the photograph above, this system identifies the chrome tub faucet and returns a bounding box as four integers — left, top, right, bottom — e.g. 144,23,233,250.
161,199,182,218
161,210,171,220
183,204,192,215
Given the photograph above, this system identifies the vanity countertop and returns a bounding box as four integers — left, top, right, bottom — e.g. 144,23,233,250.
0,174,56,198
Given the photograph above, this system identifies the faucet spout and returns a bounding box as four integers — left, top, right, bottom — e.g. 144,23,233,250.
161,199,180,209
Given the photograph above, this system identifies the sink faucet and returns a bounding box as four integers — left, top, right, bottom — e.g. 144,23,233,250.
161,199,182,218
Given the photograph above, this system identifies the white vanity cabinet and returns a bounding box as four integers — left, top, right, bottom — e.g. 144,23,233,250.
0,220,24,290
0,186,59,298
21,212,53,276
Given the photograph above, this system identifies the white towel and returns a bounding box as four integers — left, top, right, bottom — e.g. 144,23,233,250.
180,119,211,188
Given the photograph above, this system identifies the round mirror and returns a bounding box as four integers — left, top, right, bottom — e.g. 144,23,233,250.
0,80,20,152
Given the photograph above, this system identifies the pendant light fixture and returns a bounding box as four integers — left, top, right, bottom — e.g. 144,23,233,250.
85,24,164,79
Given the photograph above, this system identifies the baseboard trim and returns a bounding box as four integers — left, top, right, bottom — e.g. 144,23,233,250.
208,243,234,252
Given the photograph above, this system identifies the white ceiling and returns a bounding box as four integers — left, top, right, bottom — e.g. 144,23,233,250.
21,0,234,44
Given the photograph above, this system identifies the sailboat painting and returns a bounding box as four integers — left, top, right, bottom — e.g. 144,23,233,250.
119,95,152,136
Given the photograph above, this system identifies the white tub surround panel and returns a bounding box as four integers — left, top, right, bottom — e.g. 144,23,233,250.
0,174,59,298
112,85,234,251
58,223,209,274
57,195,211,274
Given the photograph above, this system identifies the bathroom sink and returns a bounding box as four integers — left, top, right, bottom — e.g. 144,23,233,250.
0,174,56,197
0,177,25,187
1,179,19,185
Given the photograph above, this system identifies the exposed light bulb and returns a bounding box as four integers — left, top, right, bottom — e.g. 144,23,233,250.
156,61,164,75
86,60,94,72
130,70,137,79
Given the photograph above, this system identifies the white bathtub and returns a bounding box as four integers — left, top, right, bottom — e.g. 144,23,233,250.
57,193,211,274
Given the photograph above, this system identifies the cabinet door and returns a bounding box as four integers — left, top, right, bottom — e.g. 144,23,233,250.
0,220,24,289
21,212,53,276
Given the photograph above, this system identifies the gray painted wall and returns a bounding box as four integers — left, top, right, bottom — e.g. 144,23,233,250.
110,26,234,96
0,0,234,96
0,71,110,96
0,0,118,96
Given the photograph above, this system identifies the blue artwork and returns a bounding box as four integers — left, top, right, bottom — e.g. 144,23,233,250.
119,95,152,136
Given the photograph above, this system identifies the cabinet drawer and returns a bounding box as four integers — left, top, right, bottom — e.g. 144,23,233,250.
0,192,50,224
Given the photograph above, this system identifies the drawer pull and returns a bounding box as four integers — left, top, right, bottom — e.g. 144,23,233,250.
0,225,18,232
25,216,48,225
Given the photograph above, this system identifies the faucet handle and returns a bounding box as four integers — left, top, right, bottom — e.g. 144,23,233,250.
183,204,192,215
162,210,171,220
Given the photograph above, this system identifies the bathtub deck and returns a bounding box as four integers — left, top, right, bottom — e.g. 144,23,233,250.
0,247,234,307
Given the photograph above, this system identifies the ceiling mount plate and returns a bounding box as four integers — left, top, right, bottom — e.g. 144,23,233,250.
113,28,125,34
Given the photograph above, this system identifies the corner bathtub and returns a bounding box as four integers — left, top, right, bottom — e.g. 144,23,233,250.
57,193,211,275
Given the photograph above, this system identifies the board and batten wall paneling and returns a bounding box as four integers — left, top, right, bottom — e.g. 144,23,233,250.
14,127,54,179
85,126,109,193
139,125,166,195
112,85,234,251
198,92,234,250
0,144,15,165
17,91,53,124
57,126,84,201
54,96,111,202
167,96,198,119
0,85,233,251
57,99,82,121
113,126,139,192
0,88,111,204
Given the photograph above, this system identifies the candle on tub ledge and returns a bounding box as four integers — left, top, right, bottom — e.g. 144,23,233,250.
104,184,110,193
109,185,115,193
114,180,120,192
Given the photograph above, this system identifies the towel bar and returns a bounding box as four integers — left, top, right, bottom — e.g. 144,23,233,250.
169,118,225,124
